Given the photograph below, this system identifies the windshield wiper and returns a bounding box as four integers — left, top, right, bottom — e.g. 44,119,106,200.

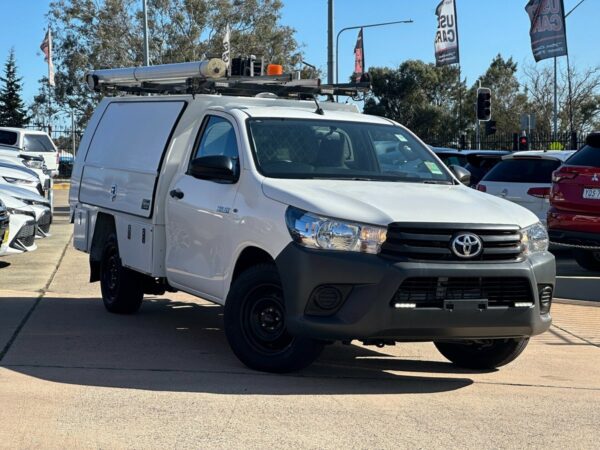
421,180,453,185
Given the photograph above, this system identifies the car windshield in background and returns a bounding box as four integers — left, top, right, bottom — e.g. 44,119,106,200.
566,145,600,167
0,130,18,146
23,134,55,152
483,158,561,183
247,119,452,183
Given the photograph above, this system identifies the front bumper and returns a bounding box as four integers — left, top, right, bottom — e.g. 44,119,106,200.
275,244,555,341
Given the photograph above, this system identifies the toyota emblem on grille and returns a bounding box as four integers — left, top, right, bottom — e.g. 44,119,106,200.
451,233,483,258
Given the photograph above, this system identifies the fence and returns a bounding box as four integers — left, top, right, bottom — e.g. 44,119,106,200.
425,131,588,151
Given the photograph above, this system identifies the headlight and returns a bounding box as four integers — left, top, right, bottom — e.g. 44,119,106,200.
285,207,387,254
3,176,34,185
521,222,549,254
21,159,44,169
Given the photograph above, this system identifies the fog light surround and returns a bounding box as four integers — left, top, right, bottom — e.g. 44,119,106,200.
305,285,353,316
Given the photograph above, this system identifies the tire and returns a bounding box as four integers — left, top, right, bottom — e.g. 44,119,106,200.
573,250,600,272
434,338,530,370
224,264,323,373
99,233,144,314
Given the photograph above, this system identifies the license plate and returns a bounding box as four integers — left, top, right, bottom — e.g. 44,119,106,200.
583,188,600,200
1,228,8,245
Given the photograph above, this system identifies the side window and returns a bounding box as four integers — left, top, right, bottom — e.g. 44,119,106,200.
193,116,239,160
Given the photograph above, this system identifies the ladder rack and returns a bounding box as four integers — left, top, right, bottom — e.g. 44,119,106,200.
85,59,370,99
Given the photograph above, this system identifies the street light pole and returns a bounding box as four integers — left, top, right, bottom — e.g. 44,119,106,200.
142,0,150,66
335,20,413,85
327,0,334,84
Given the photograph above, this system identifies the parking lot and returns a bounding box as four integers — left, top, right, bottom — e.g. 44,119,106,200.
0,187,599,448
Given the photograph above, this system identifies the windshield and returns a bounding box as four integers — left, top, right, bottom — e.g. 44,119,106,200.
23,134,56,152
247,118,452,183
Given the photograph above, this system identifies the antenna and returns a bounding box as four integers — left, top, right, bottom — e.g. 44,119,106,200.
313,96,324,115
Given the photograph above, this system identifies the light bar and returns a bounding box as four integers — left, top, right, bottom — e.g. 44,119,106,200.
394,303,417,309
86,58,227,90
514,302,534,308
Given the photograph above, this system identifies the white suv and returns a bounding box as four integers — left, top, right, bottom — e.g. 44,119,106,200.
0,128,59,177
476,151,574,223
70,62,556,373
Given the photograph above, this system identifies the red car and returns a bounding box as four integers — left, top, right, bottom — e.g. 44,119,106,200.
548,133,600,271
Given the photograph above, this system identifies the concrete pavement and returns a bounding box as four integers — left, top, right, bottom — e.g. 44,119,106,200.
0,189,599,449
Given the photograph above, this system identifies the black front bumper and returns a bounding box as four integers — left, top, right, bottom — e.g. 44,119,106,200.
275,244,555,341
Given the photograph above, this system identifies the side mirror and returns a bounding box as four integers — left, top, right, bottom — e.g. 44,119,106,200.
188,155,239,183
450,164,471,185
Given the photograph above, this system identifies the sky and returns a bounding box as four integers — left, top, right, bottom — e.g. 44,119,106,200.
0,0,598,105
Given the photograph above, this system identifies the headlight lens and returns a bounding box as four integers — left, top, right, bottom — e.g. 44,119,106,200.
521,222,549,254
285,207,387,254
3,176,34,185
21,159,44,169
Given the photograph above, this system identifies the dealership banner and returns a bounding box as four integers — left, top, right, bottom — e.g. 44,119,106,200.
354,28,364,82
525,0,568,62
434,0,459,66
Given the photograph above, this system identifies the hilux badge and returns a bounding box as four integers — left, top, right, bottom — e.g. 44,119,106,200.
451,233,483,258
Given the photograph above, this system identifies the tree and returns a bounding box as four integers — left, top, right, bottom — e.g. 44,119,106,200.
364,60,466,139
0,48,29,127
466,55,527,134
44,0,303,127
522,62,600,136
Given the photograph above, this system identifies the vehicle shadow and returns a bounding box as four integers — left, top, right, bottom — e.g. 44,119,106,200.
0,261,10,269
1,295,475,395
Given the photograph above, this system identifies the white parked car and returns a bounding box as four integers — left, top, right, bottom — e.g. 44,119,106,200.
476,151,575,223
0,199,8,255
0,144,51,193
0,161,43,196
0,127,59,177
69,61,556,373
0,185,52,238
0,192,37,254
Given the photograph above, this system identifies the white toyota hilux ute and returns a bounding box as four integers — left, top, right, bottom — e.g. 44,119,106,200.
70,70,555,373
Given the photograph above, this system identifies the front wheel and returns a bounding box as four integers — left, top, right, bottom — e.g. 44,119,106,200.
100,233,144,314
224,264,323,373
434,338,530,370
573,250,600,272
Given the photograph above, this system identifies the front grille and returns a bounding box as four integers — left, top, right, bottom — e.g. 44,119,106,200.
392,277,533,308
12,220,36,248
37,211,52,234
380,223,523,262
36,183,44,196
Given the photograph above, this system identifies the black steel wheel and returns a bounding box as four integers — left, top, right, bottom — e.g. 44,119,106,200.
100,233,144,314
224,264,323,373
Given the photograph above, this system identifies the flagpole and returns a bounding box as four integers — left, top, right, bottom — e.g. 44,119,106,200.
458,63,462,147
335,20,413,84
46,27,52,134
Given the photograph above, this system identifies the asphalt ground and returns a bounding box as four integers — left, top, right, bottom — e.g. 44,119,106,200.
0,188,598,449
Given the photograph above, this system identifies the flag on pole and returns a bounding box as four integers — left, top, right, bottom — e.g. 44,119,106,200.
353,28,364,82
434,0,460,66
222,25,231,75
40,28,55,87
525,0,568,62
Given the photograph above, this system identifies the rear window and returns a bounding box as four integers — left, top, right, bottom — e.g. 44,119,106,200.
23,134,56,152
566,146,600,168
0,130,18,146
483,158,561,183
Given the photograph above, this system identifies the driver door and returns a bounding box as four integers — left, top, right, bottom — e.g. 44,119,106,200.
165,114,241,301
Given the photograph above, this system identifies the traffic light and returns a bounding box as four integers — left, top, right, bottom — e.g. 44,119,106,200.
476,87,492,121
519,135,529,150
485,120,497,136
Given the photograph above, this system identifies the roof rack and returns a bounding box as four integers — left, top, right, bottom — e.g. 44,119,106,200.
85,58,370,99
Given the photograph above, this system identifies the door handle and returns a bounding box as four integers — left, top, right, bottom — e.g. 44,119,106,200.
170,189,184,199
